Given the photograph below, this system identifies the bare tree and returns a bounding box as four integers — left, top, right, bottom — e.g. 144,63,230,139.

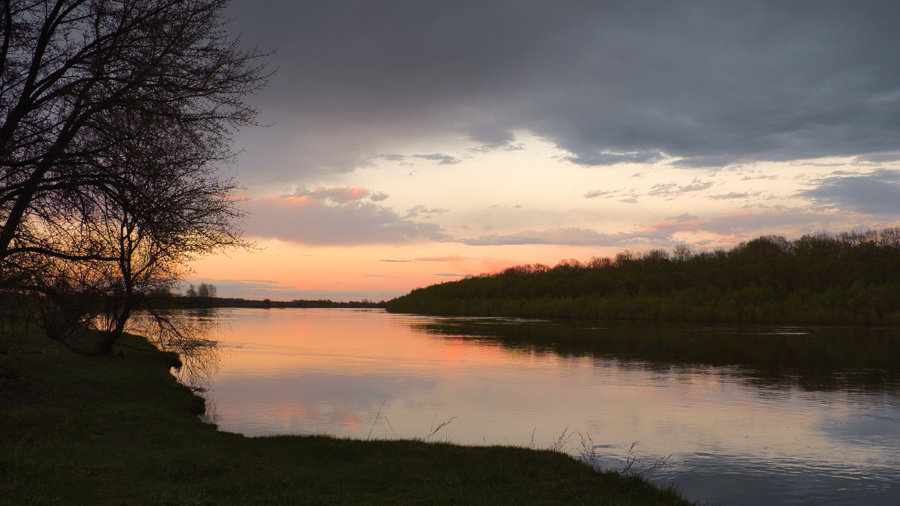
197,283,216,298
37,103,252,353
672,244,693,262
0,0,266,279
0,0,269,353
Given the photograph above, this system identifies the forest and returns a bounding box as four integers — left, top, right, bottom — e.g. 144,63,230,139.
386,229,900,325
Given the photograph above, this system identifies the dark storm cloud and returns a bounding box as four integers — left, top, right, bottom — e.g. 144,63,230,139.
801,169,900,215
227,0,900,183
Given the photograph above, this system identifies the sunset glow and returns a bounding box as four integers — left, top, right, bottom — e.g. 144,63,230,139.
187,2,900,300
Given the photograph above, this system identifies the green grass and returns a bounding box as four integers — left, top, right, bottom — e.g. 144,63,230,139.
0,324,689,505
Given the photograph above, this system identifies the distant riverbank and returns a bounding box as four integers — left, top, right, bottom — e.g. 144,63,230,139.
387,231,900,325
150,295,386,309
0,323,687,504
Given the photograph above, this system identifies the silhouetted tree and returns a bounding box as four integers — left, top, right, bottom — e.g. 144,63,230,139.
197,283,216,298
0,0,268,354
672,244,692,262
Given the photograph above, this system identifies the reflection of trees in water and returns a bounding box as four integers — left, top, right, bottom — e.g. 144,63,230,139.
412,319,900,393
128,308,224,391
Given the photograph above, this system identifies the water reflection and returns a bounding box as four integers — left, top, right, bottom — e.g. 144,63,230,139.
131,308,224,390
413,318,900,393
175,308,900,505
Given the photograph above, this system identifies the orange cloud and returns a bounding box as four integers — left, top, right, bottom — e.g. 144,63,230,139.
415,255,466,262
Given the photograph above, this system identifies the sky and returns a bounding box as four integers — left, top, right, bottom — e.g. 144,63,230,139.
188,0,900,301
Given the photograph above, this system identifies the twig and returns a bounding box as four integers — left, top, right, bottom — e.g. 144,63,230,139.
548,426,573,452
367,400,386,440
423,416,457,441
382,415,399,438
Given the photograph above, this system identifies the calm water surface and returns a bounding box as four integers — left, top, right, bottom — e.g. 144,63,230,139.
177,308,900,505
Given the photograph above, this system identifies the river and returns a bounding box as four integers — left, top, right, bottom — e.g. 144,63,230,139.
173,307,900,505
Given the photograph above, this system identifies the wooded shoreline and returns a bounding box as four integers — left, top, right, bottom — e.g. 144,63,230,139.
387,230,900,325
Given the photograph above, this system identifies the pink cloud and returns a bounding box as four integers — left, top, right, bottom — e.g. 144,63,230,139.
638,218,699,234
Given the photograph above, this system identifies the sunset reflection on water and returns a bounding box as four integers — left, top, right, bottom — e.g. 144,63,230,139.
179,308,900,505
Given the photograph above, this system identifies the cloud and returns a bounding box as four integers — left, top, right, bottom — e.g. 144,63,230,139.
583,188,640,203
226,1,900,183
244,190,449,245
635,216,700,239
415,255,466,262
378,255,466,263
584,189,612,199
458,214,722,246
568,151,665,166
800,169,900,215
413,153,461,165
463,227,622,246
294,186,371,204
857,152,900,163
709,192,757,200
370,153,407,162
647,179,713,199
370,192,390,202
585,179,710,202
464,122,517,149
699,210,838,238
404,205,448,218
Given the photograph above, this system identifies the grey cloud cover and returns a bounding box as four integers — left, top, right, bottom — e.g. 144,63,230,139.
228,0,900,184
801,169,900,215
244,194,449,245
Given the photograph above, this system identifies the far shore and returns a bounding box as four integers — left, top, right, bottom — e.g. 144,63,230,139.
149,294,387,309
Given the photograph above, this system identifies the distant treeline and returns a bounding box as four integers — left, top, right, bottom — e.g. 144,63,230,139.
386,229,900,325
0,293,386,319
150,295,386,309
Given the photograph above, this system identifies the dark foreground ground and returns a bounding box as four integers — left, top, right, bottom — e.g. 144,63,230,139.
0,324,689,505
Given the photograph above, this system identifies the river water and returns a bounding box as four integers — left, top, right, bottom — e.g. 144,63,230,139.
175,307,900,505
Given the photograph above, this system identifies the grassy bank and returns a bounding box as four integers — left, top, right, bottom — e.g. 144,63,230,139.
0,325,688,505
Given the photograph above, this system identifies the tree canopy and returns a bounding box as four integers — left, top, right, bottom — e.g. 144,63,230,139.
0,0,268,353
387,229,900,325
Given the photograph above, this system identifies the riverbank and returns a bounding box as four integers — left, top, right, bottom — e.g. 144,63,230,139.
386,232,900,325
0,325,688,505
